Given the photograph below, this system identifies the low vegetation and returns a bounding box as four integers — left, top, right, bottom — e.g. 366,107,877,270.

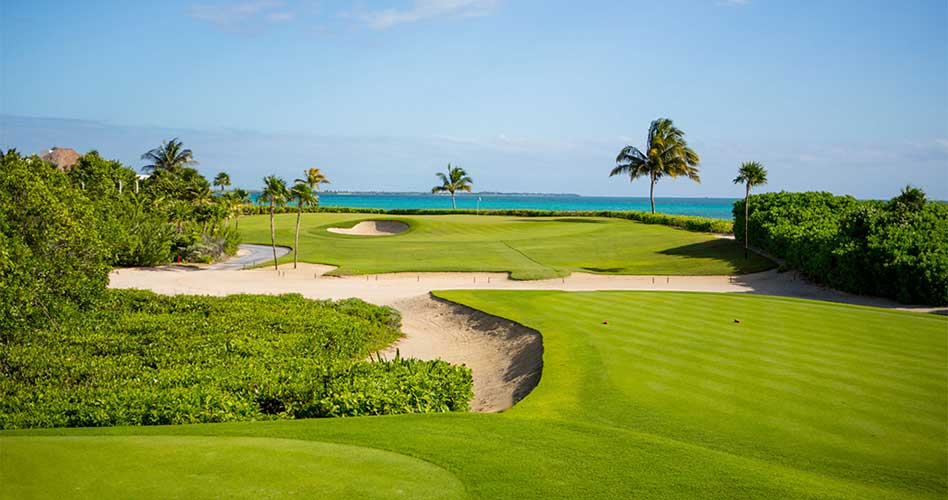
734,189,948,305
4,291,944,499
0,290,472,429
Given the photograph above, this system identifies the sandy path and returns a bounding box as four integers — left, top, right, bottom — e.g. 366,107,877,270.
109,253,945,412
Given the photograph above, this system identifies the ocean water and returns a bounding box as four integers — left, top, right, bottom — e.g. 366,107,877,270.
253,193,737,220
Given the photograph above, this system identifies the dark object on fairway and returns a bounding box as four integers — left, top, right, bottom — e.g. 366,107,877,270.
602,321,608,325
734,319,741,323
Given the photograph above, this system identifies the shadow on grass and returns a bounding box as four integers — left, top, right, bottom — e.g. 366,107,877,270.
659,239,776,273
582,267,626,273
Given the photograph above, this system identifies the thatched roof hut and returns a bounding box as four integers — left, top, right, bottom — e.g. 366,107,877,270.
40,147,80,171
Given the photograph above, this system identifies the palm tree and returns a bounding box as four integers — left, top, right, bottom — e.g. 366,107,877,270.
297,168,330,206
258,176,290,270
213,172,231,192
431,164,473,209
231,188,250,230
733,161,768,258
610,118,701,213
140,138,198,173
289,182,317,269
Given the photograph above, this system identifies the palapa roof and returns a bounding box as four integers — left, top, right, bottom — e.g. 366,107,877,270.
40,147,80,171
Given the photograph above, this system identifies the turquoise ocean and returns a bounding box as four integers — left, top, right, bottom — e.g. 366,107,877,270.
253,193,738,220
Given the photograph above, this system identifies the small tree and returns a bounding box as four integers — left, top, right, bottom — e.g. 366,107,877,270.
259,176,289,270
431,164,473,209
733,161,768,258
213,172,231,192
231,188,250,230
297,168,330,206
140,138,198,173
289,182,316,269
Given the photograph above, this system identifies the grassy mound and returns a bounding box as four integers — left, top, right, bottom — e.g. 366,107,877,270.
238,213,773,279
0,436,464,499
4,292,944,499
0,290,472,429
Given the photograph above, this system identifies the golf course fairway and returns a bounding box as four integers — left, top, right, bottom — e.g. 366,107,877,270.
238,214,773,278
3,292,945,499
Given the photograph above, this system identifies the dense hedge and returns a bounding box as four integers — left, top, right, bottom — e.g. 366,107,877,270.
0,290,473,429
241,205,733,233
734,191,948,305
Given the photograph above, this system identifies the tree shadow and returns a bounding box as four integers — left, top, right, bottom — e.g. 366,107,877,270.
514,218,606,224
659,239,776,273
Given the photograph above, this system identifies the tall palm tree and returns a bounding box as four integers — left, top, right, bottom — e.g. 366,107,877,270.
610,118,701,213
297,168,330,206
431,163,473,209
231,188,250,230
140,138,198,173
213,172,231,192
733,161,768,258
258,175,290,270
289,182,317,269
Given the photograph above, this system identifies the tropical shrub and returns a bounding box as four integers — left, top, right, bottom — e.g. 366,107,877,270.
0,290,473,429
734,191,948,305
0,150,111,332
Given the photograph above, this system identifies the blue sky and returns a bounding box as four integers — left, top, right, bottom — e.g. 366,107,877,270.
2,0,946,198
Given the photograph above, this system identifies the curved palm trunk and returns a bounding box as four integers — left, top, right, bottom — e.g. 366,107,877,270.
451,191,457,209
743,183,750,259
294,201,302,269
649,173,656,214
269,200,278,270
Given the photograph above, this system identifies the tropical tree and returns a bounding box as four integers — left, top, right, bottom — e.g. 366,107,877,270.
258,175,290,270
213,172,231,192
140,138,198,173
289,182,317,269
296,168,330,206
610,118,701,213
230,188,250,230
431,164,473,209
733,161,768,258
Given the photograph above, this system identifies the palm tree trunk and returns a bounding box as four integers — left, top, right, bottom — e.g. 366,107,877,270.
270,200,278,270
649,174,656,214
451,192,456,209
294,201,302,269
744,183,750,259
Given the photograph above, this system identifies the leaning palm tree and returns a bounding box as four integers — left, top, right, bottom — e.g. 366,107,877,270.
140,138,198,173
610,118,700,213
297,167,330,206
258,175,290,270
733,161,768,258
213,172,231,192
431,163,473,209
289,182,317,269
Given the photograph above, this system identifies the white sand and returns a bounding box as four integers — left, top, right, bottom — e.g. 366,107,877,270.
327,220,409,236
108,257,945,412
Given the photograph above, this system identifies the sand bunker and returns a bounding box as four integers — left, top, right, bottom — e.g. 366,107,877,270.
383,295,543,413
327,220,409,236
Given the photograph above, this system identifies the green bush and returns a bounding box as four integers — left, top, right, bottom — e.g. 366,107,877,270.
240,205,732,233
734,191,948,305
0,290,473,429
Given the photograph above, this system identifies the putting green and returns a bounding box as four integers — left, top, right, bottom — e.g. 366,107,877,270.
4,292,945,499
238,213,773,278
0,436,464,500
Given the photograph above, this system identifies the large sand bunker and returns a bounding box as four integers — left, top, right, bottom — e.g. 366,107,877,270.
327,220,409,236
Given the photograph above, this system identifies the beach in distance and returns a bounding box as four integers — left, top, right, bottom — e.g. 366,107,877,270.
251,193,738,219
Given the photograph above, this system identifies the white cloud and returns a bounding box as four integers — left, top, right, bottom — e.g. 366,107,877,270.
189,0,294,31
354,0,502,29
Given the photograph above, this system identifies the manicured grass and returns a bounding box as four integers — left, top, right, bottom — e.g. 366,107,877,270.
4,292,944,499
238,213,773,278
0,436,463,499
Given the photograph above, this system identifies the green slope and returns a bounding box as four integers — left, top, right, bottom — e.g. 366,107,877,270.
238,214,773,278
3,292,945,499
